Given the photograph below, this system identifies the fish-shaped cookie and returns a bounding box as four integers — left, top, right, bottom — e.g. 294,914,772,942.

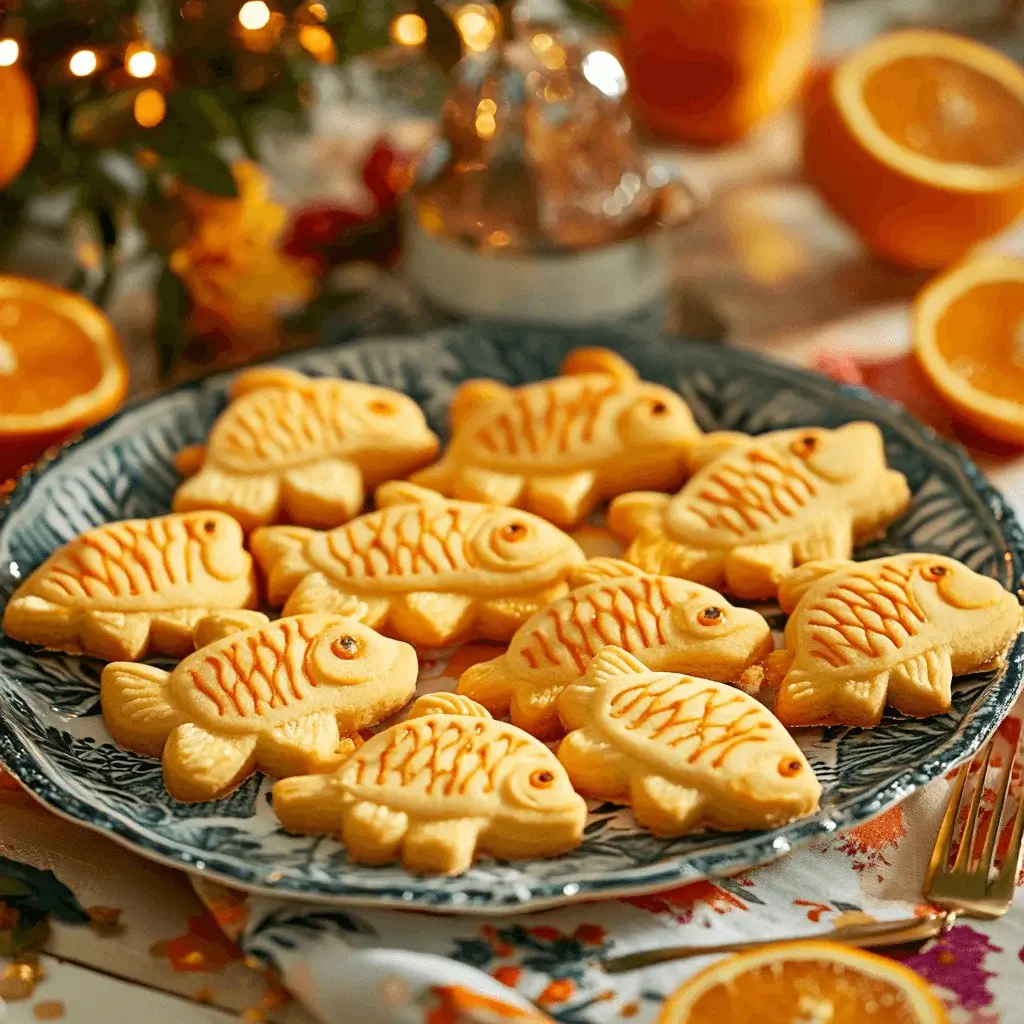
273,692,587,874
251,482,586,648
457,557,773,739
608,423,911,600
2,512,257,661
770,554,1024,728
101,612,419,802
173,367,440,531
409,348,700,530
557,647,821,835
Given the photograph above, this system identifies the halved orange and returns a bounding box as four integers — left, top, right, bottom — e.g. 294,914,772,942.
804,30,1024,269
0,64,37,189
914,254,1024,445
657,941,947,1024
0,277,129,482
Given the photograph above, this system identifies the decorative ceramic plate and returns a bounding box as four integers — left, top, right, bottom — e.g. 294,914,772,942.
1,326,1022,915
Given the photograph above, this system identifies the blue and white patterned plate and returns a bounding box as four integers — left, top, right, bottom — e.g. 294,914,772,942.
1,326,1022,915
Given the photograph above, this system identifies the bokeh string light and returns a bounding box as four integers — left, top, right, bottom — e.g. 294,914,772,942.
0,38,19,66
69,48,98,77
126,45,158,78
390,13,427,48
238,0,271,31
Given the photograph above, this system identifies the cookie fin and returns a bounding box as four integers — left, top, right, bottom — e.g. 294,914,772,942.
86,611,153,661
624,532,720,582
526,471,599,529
250,526,317,605
100,662,180,757
685,432,750,473
793,511,853,564
173,444,207,478
281,572,373,621
231,366,310,398
389,591,475,647
403,817,484,875
451,466,525,506
568,557,646,589
476,589,559,641
374,481,448,508
725,543,794,600
777,560,852,614
407,693,492,720
456,656,517,716
630,774,706,836
193,610,272,649
560,347,637,384
257,711,345,777
607,492,672,541
273,774,343,835
283,459,364,527
591,646,647,685
173,466,282,533
449,379,510,431
776,667,890,728
148,609,208,658
342,800,410,865
887,648,953,718
510,683,564,741
408,458,455,496
163,724,259,803
557,728,632,796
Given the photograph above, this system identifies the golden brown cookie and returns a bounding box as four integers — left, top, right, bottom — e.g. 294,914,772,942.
272,693,587,874
173,367,440,531
771,554,1023,728
608,423,910,600
409,347,701,530
457,557,773,739
251,482,586,648
2,512,257,661
557,647,821,835
101,612,418,802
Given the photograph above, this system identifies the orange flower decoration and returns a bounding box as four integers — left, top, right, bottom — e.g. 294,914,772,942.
170,161,316,343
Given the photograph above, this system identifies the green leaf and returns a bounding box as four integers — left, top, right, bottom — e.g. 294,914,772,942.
165,90,241,145
0,878,32,897
337,0,397,59
155,263,193,377
68,92,137,146
0,856,90,925
170,149,238,197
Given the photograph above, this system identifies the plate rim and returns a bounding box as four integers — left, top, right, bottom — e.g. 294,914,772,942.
1,326,1022,914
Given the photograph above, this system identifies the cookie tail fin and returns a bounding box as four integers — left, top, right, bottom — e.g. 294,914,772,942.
282,459,364,527
777,560,851,614
250,526,317,606
455,656,517,716
173,466,281,533
173,445,207,478
567,557,646,589
101,662,180,757
273,774,339,835
607,492,672,542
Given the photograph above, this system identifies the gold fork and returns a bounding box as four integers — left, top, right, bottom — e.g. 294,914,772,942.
601,730,1024,974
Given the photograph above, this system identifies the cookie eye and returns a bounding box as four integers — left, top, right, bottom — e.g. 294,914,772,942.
790,434,820,458
500,521,529,543
922,564,950,581
368,399,396,416
778,757,804,777
697,606,725,626
203,519,218,535
331,635,362,659
650,400,668,417
530,769,555,788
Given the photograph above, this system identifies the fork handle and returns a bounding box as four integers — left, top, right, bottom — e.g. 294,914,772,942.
600,913,953,973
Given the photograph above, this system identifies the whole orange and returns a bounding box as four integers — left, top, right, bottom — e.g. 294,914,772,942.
803,31,1024,269
620,0,821,144
0,63,37,189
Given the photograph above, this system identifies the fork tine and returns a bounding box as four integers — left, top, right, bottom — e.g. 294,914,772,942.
928,751,973,882
978,739,1015,875
993,740,1024,891
951,742,993,874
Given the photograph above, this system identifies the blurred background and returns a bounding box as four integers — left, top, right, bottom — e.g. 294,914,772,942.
1,0,1023,479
